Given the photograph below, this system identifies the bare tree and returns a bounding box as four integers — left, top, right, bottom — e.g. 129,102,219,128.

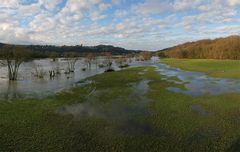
53,61,61,75
139,51,153,61
116,56,128,68
103,52,114,72
85,53,96,69
32,64,46,79
0,45,31,80
126,53,135,63
64,52,79,73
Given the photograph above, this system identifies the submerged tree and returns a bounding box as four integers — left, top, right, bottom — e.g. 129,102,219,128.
64,52,79,73
85,53,96,69
103,52,114,72
139,51,153,61
0,45,31,80
32,64,46,79
116,56,128,68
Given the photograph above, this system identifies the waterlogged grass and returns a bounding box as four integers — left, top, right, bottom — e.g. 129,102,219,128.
161,58,240,78
0,67,240,151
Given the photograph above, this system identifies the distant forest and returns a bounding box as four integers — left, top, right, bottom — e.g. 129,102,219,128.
159,35,240,60
0,43,140,58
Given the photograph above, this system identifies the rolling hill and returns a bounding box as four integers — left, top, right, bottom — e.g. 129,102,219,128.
0,43,140,58
158,35,240,60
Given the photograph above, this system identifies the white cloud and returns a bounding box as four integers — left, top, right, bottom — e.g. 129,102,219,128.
227,0,240,6
133,0,173,15
114,10,128,17
0,0,239,50
99,3,112,11
174,0,203,11
111,0,123,5
0,0,18,8
39,0,63,11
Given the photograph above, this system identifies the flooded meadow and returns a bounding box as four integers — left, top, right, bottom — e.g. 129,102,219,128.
1,57,240,151
0,57,239,99
0,57,137,99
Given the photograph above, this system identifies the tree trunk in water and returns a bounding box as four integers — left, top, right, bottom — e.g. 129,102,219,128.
7,63,19,81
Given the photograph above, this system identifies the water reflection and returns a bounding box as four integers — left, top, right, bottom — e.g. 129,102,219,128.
1,57,239,99
0,58,155,99
4,81,18,100
57,79,160,136
156,63,240,96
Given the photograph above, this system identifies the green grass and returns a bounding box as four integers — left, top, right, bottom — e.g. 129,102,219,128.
161,58,240,78
0,67,240,151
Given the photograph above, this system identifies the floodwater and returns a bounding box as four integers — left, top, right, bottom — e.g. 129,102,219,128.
57,79,162,136
0,58,105,99
155,63,240,96
55,58,239,136
0,57,239,99
0,58,155,99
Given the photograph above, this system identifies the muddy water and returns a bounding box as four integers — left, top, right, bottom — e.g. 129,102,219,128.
155,63,240,96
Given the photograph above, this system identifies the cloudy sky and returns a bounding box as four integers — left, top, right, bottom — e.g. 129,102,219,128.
0,0,240,50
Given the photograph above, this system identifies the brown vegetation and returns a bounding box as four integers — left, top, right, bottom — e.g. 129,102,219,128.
116,56,129,68
161,35,240,60
138,51,153,61
85,53,96,69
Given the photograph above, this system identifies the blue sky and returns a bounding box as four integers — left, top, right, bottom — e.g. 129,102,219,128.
0,0,240,50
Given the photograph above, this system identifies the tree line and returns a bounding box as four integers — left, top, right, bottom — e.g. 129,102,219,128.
0,43,139,58
158,35,240,60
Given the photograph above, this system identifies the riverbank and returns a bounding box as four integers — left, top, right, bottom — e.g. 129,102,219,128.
160,59,240,78
1,66,240,151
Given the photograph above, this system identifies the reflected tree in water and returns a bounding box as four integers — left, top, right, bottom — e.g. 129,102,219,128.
4,81,18,100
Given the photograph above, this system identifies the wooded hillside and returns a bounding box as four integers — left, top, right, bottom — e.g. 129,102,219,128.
159,35,240,60
0,43,140,58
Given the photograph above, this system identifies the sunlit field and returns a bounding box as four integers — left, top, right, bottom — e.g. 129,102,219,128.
161,59,240,78
1,0,240,151
1,63,240,151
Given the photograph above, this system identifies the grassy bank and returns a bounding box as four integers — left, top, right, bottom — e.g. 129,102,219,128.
161,58,240,78
0,67,240,151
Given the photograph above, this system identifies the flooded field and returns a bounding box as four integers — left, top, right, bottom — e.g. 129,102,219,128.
1,58,240,152
0,58,155,99
0,57,240,99
0,58,102,99
156,63,240,96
